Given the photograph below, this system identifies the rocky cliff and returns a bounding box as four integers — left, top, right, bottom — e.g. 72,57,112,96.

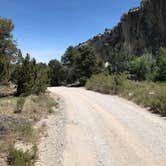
82,0,166,60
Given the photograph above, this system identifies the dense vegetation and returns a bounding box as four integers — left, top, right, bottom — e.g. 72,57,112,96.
61,45,101,85
0,18,17,83
1,6,166,93
86,74,166,115
11,53,48,96
54,45,166,85
0,17,49,96
0,17,100,92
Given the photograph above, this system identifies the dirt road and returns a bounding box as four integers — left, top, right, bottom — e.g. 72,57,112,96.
37,87,166,166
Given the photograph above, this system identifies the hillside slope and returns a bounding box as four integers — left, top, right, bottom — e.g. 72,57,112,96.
82,0,166,60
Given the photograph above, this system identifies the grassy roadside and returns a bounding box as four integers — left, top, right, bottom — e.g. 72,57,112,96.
86,74,166,115
0,86,58,166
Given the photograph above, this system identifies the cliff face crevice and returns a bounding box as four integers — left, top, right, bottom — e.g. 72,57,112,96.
84,0,166,60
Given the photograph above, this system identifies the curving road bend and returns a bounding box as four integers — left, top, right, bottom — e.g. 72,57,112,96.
48,87,166,166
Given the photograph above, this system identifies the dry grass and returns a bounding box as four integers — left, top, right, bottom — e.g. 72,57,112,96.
86,74,166,115
0,86,58,165
0,83,16,97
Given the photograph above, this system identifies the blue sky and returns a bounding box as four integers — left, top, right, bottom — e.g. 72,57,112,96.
1,0,141,63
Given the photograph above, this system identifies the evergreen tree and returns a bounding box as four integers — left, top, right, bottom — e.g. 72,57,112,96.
156,48,166,81
61,46,80,84
61,46,79,67
61,45,98,85
0,17,17,82
130,51,157,81
12,54,47,96
33,62,49,94
48,59,65,86
108,48,131,74
77,45,98,85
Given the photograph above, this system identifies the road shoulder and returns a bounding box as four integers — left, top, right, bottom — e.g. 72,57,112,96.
35,94,65,166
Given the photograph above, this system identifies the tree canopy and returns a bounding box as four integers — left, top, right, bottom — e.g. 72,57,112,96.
0,17,17,82
61,45,99,85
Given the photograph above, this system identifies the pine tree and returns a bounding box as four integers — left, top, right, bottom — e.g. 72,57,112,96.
0,17,17,82
12,54,48,96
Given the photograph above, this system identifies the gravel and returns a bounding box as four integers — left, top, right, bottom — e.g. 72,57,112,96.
36,87,166,166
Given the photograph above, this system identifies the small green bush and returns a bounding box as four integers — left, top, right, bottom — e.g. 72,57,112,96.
86,74,114,94
147,89,166,115
15,123,33,136
14,97,25,113
86,73,127,94
8,145,37,166
48,107,54,113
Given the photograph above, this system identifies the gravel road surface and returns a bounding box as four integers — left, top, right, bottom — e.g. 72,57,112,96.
37,87,166,166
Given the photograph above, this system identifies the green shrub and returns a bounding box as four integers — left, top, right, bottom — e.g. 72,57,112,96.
156,47,166,81
86,74,166,115
86,74,113,94
14,97,25,113
147,88,166,115
130,52,155,81
48,107,54,113
8,145,37,166
111,74,127,94
86,73,127,94
12,54,48,96
15,123,33,137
